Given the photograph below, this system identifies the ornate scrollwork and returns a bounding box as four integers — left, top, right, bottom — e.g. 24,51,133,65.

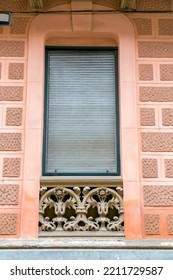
39,185,124,232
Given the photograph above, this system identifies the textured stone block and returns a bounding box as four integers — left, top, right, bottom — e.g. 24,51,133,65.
159,19,173,35
0,86,23,101
0,213,17,235
8,63,24,80
144,186,173,206
165,159,173,178
160,64,173,81
3,158,21,177
139,64,153,81
142,159,158,178
0,185,19,205
6,108,22,126
0,41,25,57
144,214,160,235
10,17,31,34
142,133,173,152
0,27,4,34
132,18,152,35
140,108,155,126
168,215,173,235
0,0,27,12
162,108,173,126
138,42,173,58
0,133,21,151
140,87,173,102
136,0,171,11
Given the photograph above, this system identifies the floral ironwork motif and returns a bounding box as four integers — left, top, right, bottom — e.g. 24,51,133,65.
39,185,124,232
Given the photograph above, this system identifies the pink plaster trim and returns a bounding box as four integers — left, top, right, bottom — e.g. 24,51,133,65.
22,12,141,239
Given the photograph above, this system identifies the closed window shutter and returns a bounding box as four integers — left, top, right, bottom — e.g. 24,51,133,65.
44,49,119,175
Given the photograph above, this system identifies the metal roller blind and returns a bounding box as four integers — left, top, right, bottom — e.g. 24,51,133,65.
44,48,119,175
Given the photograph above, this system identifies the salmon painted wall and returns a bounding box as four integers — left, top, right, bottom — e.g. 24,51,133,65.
0,2,173,240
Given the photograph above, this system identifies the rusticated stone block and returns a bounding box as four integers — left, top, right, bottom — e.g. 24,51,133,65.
132,18,152,35
0,41,25,57
0,27,4,34
160,64,173,81
136,0,171,11
165,159,173,178
140,108,155,126
159,19,173,36
0,185,19,205
138,42,173,58
142,133,173,152
6,108,22,126
0,213,17,235
0,0,27,12
143,186,173,206
0,86,23,101
142,159,158,178
139,64,153,81
144,214,160,235
8,63,24,80
162,108,173,126
3,158,21,177
168,215,173,235
10,17,31,35
140,87,173,102
0,133,21,151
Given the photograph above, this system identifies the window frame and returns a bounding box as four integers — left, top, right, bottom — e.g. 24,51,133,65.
42,46,120,176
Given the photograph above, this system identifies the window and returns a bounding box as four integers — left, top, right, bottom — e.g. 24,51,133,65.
43,47,120,176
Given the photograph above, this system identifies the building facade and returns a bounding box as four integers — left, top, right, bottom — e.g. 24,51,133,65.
0,0,173,241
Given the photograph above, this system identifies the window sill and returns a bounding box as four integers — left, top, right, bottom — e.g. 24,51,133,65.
40,176,123,186
39,231,124,237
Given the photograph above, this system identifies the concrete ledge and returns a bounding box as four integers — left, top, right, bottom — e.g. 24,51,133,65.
0,238,173,249
0,249,173,260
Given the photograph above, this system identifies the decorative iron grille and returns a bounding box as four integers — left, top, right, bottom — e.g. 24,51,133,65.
39,184,124,234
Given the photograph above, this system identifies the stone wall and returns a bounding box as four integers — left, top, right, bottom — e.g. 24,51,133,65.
0,16,32,237
1,7,173,240
131,13,173,238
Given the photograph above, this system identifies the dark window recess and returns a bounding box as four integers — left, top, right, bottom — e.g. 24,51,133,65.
43,47,120,176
